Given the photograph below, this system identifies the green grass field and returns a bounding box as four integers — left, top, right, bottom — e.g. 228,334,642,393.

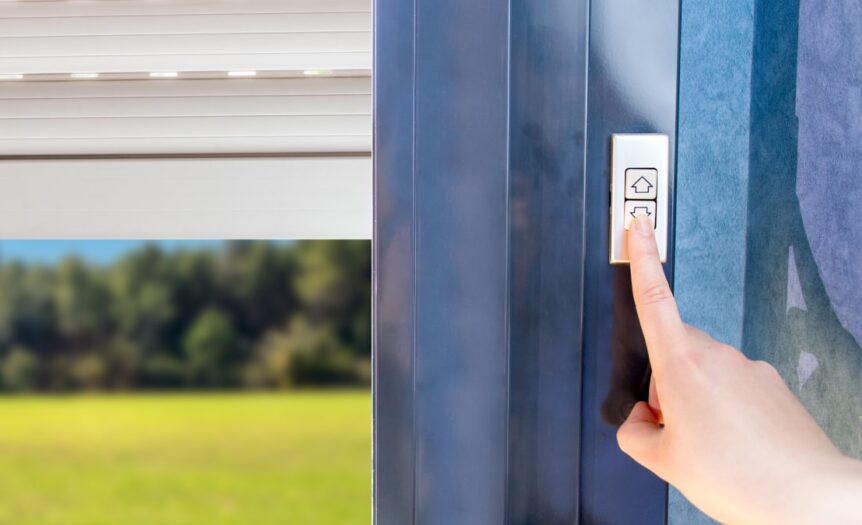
0,392,371,525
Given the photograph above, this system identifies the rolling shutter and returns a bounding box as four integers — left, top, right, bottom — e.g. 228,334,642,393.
0,77,371,155
0,0,370,75
0,0,372,155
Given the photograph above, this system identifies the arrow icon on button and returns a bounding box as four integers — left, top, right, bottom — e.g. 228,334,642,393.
630,206,652,218
630,176,654,194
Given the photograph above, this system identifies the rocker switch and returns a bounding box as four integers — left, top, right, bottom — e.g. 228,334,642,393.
610,134,669,264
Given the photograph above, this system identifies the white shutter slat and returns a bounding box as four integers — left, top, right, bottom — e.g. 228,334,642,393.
2,33,370,58
0,95,370,118
0,13,371,36
0,77,371,98
1,53,370,75
0,0,369,18
2,115,371,139
0,137,371,156
0,157,372,239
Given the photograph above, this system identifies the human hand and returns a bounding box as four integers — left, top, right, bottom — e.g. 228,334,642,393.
617,217,862,525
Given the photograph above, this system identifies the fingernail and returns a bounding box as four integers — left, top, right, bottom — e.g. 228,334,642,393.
633,217,654,237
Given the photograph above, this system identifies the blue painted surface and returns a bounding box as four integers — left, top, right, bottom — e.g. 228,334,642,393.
580,1,678,523
506,1,588,522
411,0,511,522
796,0,862,349
372,0,416,522
375,0,511,522
674,0,862,523
674,1,754,350
744,0,862,459
672,1,754,523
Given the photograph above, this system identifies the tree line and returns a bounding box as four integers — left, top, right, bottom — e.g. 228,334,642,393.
0,241,370,392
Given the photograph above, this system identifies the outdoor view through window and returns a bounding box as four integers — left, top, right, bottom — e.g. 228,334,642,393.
0,0,373,523
0,240,371,524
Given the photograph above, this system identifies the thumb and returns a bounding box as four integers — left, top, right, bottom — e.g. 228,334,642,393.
617,401,663,468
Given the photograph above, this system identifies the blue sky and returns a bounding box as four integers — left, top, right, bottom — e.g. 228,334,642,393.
0,240,229,265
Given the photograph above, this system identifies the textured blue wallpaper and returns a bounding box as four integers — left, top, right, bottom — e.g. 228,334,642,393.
675,2,754,350
674,0,862,523
744,0,862,458
672,1,754,523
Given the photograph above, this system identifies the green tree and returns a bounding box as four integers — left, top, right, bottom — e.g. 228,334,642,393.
1,345,38,392
216,241,296,335
54,257,110,341
70,353,107,391
293,240,371,359
0,240,371,392
247,316,365,388
183,308,237,387
109,248,176,344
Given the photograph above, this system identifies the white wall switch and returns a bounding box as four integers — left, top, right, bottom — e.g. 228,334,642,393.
610,133,669,264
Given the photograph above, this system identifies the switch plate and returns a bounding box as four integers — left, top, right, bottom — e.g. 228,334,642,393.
610,134,669,264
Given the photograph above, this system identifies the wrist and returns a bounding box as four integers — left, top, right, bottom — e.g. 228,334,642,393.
769,454,862,525
815,455,862,525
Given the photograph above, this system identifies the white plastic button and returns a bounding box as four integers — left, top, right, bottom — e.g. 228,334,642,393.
624,168,657,200
624,200,656,230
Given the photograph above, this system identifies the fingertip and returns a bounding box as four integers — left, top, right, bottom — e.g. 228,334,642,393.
632,216,655,237
627,217,660,262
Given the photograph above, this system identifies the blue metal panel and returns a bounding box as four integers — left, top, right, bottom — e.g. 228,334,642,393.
375,1,679,523
580,2,678,523
506,1,588,523
411,0,511,523
374,0,510,522
372,0,416,522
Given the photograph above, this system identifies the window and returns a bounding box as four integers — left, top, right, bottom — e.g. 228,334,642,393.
0,0,371,239
0,2,372,523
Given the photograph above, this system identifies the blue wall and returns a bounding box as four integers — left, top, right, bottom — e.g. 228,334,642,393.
674,0,862,523
673,2,754,520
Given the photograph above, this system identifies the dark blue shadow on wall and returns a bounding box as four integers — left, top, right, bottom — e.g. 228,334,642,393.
744,0,862,458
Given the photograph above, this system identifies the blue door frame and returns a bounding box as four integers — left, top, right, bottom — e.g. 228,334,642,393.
374,1,679,523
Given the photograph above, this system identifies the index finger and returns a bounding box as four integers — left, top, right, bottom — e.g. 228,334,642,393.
627,217,687,373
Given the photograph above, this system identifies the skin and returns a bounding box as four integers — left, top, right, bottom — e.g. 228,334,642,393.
617,217,862,525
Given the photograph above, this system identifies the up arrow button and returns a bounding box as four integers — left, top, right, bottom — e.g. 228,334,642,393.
624,168,658,200
631,176,653,194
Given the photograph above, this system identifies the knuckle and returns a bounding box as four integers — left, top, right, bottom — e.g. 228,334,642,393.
709,344,747,369
677,348,706,371
716,343,744,358
753,360,781,379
